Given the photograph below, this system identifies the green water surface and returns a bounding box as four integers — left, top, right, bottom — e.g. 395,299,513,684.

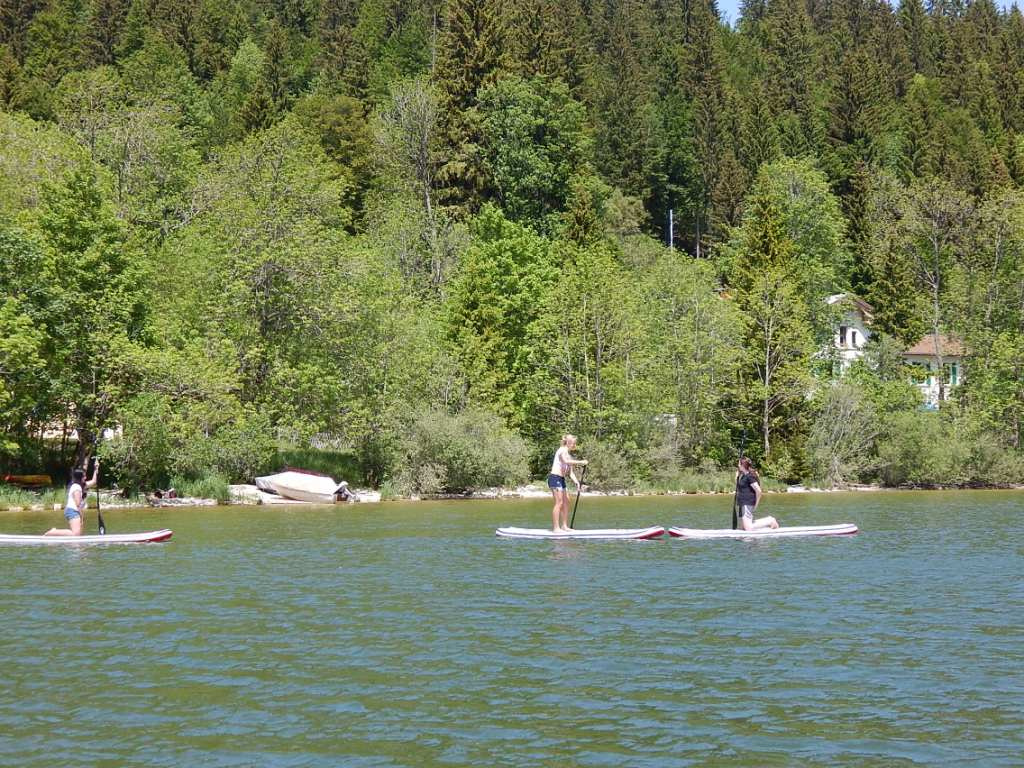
1,490,1021,767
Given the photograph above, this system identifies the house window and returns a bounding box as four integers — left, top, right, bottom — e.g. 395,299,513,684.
851,329,858,347
839,325,848,348
945,362,958,386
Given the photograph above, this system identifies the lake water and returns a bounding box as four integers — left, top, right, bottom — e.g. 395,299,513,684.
1,491,1021,767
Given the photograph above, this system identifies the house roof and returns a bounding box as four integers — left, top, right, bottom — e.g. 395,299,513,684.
825,293,875,318
904,334,964,357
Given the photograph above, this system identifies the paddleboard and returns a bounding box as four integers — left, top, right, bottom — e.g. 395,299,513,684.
0,529,174,545
496,526,665,540
668,523,858,539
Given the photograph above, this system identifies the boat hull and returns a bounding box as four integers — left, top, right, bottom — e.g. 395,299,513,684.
2,474,52,487
261,471,341,504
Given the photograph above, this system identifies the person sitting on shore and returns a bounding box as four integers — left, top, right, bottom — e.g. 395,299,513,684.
45,460,98,536
736,457,779,531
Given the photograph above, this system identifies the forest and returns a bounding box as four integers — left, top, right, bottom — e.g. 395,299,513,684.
2,0,1024,494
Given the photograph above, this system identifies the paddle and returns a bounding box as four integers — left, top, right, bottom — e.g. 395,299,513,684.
91,456,105,535
569,465,587,529
732,429,747,530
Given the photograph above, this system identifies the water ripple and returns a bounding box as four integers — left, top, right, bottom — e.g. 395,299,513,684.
0,491,1021,766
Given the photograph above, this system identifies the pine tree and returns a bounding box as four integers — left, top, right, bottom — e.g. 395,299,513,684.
238,78,277,133
903,74,945,179
0,43,21,108
504,0,589,92
434,0,507,212
0,0,48,60
732,193,794,291
263,19,293,112
992,7,1024,133
316,0,359,87
678,0,732,256
435,0,505,114
586,0,660,204
709,147,749,239
868,241,925,346
845,159,874,295
738,81,780,177
731,192,814,462
867,0,912,99
897,0,932,75
759,0,827,156
84,0,131,65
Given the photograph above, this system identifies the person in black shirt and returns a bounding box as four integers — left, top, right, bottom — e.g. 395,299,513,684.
735,457,779,531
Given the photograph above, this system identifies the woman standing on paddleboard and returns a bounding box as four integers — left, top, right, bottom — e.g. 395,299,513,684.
549,434,587,532
736,457,778,531
45,460,98,536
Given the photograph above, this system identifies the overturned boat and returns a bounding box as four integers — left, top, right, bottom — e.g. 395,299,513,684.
255,470,351,504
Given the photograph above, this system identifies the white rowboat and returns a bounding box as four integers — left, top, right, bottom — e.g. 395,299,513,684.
0,529,174,545
496,526,665,540
260,471,344,504
668,523,858,539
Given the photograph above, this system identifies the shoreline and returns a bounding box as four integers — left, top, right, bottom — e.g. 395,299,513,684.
2,481,1022,513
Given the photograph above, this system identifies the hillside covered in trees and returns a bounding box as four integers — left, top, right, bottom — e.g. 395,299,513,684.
2,0,1024,492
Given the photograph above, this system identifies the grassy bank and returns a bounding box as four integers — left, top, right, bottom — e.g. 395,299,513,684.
0,484,64,511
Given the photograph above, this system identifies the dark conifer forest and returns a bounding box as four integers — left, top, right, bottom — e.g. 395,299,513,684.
2,0,1023,492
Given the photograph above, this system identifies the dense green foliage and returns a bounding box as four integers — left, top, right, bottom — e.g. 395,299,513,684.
3,0,1024,490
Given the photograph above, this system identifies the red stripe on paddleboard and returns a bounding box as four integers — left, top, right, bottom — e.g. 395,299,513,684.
638,528,666,539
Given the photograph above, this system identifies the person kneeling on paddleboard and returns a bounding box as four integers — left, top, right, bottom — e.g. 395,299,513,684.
548,434,588,533
736,457,778,531
45,460,99,536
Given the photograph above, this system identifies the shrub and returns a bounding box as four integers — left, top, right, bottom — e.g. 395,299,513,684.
580,438,634,491
391,406,529,495
101,393,276,490
875,411,968,486
171,474,230,504
277,447,362,484
807,381,879,486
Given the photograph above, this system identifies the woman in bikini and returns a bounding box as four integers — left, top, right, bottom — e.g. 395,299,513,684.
548,434,587,532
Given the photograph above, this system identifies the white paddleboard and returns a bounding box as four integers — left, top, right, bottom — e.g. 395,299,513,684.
496,526,665,540
668,523,858,539
0,529,174,545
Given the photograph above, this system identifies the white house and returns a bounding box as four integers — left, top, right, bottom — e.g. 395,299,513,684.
823,295,964,407
826,293,873,372
902,334,964,409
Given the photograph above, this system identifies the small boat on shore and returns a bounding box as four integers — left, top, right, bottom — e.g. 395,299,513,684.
2,474,53,487
257,471,347,504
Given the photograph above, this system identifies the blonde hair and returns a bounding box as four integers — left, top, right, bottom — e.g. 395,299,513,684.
561,434,577,447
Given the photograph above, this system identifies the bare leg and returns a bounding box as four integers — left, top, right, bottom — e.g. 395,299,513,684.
551,489,562,532
750,516,779,530
45,516,84,536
